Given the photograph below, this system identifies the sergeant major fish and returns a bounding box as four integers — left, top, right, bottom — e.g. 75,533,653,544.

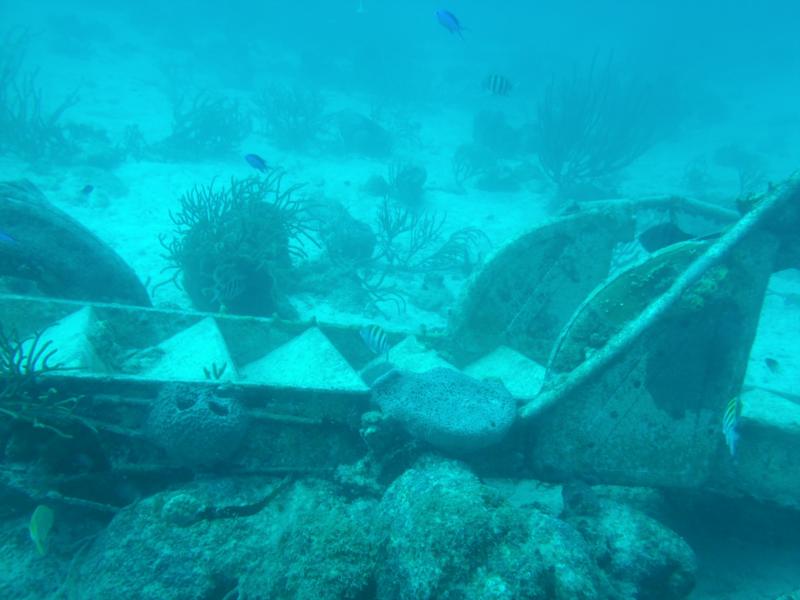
360,324,390,361
483,74,512,96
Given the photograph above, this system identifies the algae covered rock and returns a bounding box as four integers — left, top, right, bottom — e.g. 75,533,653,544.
376,456,612,599
376,456,509,598
66,458,698,600
372,367,517,453
246,480,379,599
73,477,379,600
563,488,697,599
0,515,68,599
519,510,613,599
73,478,281,600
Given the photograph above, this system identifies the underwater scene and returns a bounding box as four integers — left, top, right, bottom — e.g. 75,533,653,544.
1,0,800,598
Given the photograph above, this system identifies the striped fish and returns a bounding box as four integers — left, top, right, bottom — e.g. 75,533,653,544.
360,324,390,360
483,74,513,96
722,395,741,458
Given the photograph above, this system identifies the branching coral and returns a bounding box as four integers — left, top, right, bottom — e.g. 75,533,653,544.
324,198,488,316
0,326,78,437
255,84,326,151
451,143,494,193
350,267,408,316
375,196,446,270
297,194,491,317
373,197,488,274
0,30,80,163
158,92,251,160
536,58,656,194
161,170,316,317
417,227,491,274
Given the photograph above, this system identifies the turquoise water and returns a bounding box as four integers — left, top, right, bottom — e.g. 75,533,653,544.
1,1,800,599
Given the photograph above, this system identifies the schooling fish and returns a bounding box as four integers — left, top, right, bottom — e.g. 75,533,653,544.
244,153,269,173
722,395,741,458
436,9,465,37
81,184,94,196
483,74,512,96
0,230,15,244
360,324,390,360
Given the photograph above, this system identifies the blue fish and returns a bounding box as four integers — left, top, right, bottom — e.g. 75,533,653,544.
360,324,390,361
436,9,464,38
245,153,269,173
0,230,15,244
81,184,94,196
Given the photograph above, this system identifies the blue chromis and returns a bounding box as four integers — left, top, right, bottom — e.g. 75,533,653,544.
29,505,55,556
245,153,269,173
436,9,464,37
0,230,14,244
360,324,390,360
722,395,741,458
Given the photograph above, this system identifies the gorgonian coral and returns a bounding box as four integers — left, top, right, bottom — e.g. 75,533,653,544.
161,170,316,317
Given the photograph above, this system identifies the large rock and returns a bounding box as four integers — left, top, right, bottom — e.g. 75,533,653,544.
72,478,379,600
376,456,613,599
0,180,150,305
563,485,697,600
46,459,698,600
372,367,517,453
242,480,379,599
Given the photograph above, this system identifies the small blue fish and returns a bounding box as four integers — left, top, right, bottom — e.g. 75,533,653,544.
245,153,269,173
0,230,15,244
360,324,390,360
436,9,465,38
81,184,94,196
722,395,741,458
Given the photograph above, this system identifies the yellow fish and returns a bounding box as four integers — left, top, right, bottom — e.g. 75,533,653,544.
722,396,741,458
29,505,55,556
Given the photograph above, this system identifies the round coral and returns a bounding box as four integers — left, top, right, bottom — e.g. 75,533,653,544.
146,383,249,467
